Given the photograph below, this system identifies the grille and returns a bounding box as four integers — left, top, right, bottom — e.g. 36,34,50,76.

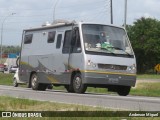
98,64,127,70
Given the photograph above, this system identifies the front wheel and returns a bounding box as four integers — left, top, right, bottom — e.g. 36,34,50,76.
65,85,74,93
117,86,131,96
73,73,87,94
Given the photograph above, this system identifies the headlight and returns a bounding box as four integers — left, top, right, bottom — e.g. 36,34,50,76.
87,60,97,68
127,64,136,73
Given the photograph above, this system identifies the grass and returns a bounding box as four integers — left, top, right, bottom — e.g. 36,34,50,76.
130,82,160,97
0,96,118,120
0,96,159,120
0,73,14,86
0,96,110,111
137,74,160,79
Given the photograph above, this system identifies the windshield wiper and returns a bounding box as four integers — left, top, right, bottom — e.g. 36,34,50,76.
101,48,116,55
108,46,132,56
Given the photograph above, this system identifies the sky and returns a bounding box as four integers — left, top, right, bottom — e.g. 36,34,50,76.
0,0,160,46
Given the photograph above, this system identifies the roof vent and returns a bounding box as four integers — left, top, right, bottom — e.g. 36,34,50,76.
52,19,76,25
42,21,51,27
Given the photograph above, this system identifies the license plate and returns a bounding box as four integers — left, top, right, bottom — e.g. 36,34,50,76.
108,78,119,84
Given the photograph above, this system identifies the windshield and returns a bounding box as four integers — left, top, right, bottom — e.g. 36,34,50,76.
82,24,134,56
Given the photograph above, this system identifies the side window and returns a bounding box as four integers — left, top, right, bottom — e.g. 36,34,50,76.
48,31,56,43
62,31,72,53
24,34,33,44
56,34,62,49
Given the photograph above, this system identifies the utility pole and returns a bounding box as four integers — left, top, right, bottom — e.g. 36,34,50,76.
0,13,16,63
124,0,127,29
110,0,113,24
53,0,60,22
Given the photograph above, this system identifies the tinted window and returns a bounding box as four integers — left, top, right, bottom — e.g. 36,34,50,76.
48,31,56,43
56,34,62,49
24,34,33,44
62,31,72,53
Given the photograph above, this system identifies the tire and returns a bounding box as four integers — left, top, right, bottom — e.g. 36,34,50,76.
31,73,39,90
30,73,48,91
47,84,53,89
13,78,18,87
38,84,48,91
117,86,131,96
65,85,74,93
27,82,31,88
73,73,87,94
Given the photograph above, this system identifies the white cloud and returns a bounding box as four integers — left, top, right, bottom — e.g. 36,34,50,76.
127,0,160,24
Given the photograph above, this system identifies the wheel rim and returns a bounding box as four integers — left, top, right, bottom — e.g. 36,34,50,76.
32,75,37,87
75,77,81,89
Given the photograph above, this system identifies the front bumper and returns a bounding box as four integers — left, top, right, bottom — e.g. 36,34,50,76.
82,71,136,87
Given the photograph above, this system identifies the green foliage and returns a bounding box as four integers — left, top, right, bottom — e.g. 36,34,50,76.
137,74,160,79
1,45,21,54
0,96,110,111
0,73,13,86
127,17,160,73
130,82,160,97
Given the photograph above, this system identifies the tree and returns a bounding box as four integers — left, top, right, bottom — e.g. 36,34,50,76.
127,17,160,73
2,45,21,54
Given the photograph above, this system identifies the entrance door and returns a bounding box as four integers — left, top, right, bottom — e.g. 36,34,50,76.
62,28,83,84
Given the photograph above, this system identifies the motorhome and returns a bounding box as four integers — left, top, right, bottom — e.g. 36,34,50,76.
19,21,136,96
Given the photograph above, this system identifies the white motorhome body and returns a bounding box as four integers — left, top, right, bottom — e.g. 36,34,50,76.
19,22,136,96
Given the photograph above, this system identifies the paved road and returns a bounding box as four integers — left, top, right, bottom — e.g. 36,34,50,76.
0,85,160,111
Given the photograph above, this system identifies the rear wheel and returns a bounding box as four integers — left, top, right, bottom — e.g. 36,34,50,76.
73,73,87,94
31,73,47,91
13,78,18,87
47,84,53,89
31,73,39,90
117,86,131,96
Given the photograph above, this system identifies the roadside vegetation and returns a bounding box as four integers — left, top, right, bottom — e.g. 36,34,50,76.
137,74,160,79
0,96,159,120
0,73,13,86
127,17,160,74
130,82,160,97
0,96,109,111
